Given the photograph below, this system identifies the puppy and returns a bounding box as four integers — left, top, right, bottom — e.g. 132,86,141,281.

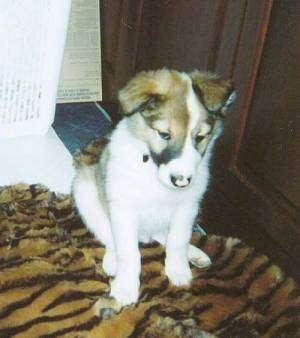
73,69,235,306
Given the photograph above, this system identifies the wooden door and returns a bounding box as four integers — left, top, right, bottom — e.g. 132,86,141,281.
202,0,300,282
101,0,300,281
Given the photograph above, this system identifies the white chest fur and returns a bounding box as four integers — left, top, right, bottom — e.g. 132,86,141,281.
105,120,213,241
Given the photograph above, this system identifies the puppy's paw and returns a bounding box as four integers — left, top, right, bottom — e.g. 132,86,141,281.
165,259,192,286
103,250,117,276
188,244,211,269
110,276,139,306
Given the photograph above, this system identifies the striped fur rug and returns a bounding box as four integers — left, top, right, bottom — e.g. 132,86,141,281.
0,141,299,337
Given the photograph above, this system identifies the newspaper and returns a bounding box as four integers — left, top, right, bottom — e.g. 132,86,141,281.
57,0,102,103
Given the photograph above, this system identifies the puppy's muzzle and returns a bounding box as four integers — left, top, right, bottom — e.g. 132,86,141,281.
170,174,192,188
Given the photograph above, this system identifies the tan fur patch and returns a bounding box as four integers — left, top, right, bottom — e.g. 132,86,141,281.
73,137,110,169
119,69,192,156
118,69,233,160
73,137,110,212
189,70,233,113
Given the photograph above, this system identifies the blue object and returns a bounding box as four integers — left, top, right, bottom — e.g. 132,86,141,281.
53,102,112,154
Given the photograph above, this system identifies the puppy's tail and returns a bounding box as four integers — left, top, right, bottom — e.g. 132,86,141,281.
72,166,113,248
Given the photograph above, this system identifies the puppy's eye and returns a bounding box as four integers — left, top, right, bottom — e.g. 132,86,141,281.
158,131,171,140
195,134,206,143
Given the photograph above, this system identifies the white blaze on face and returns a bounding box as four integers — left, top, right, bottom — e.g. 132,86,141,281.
157,73,207,189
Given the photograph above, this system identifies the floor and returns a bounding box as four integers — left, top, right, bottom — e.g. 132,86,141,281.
0,102,112,194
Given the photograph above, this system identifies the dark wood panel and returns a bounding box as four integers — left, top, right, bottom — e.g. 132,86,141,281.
214,0,247,77
151,0,218,70
101,0,247,96
101,0,143,100
100,0,122,100
136,0,225,72
202,0,300,282
201,176,300,282
239,0,300,209
233,0,300,252
135,1,164,72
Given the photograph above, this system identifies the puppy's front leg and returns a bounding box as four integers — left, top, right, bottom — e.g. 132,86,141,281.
165,205,197,286
109,207,140,306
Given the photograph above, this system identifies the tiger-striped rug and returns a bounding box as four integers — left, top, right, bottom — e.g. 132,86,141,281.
0,134,300,338
0,183,299,338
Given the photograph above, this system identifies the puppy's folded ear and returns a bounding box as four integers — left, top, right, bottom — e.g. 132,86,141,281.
189,70,236,117
118,71,164,118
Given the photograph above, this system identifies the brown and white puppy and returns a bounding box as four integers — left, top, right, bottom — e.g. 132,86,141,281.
73,69,235,306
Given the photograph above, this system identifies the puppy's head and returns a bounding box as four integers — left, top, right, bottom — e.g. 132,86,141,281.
118,69,235,190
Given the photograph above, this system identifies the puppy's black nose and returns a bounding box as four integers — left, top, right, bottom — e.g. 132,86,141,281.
170,174,192,188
